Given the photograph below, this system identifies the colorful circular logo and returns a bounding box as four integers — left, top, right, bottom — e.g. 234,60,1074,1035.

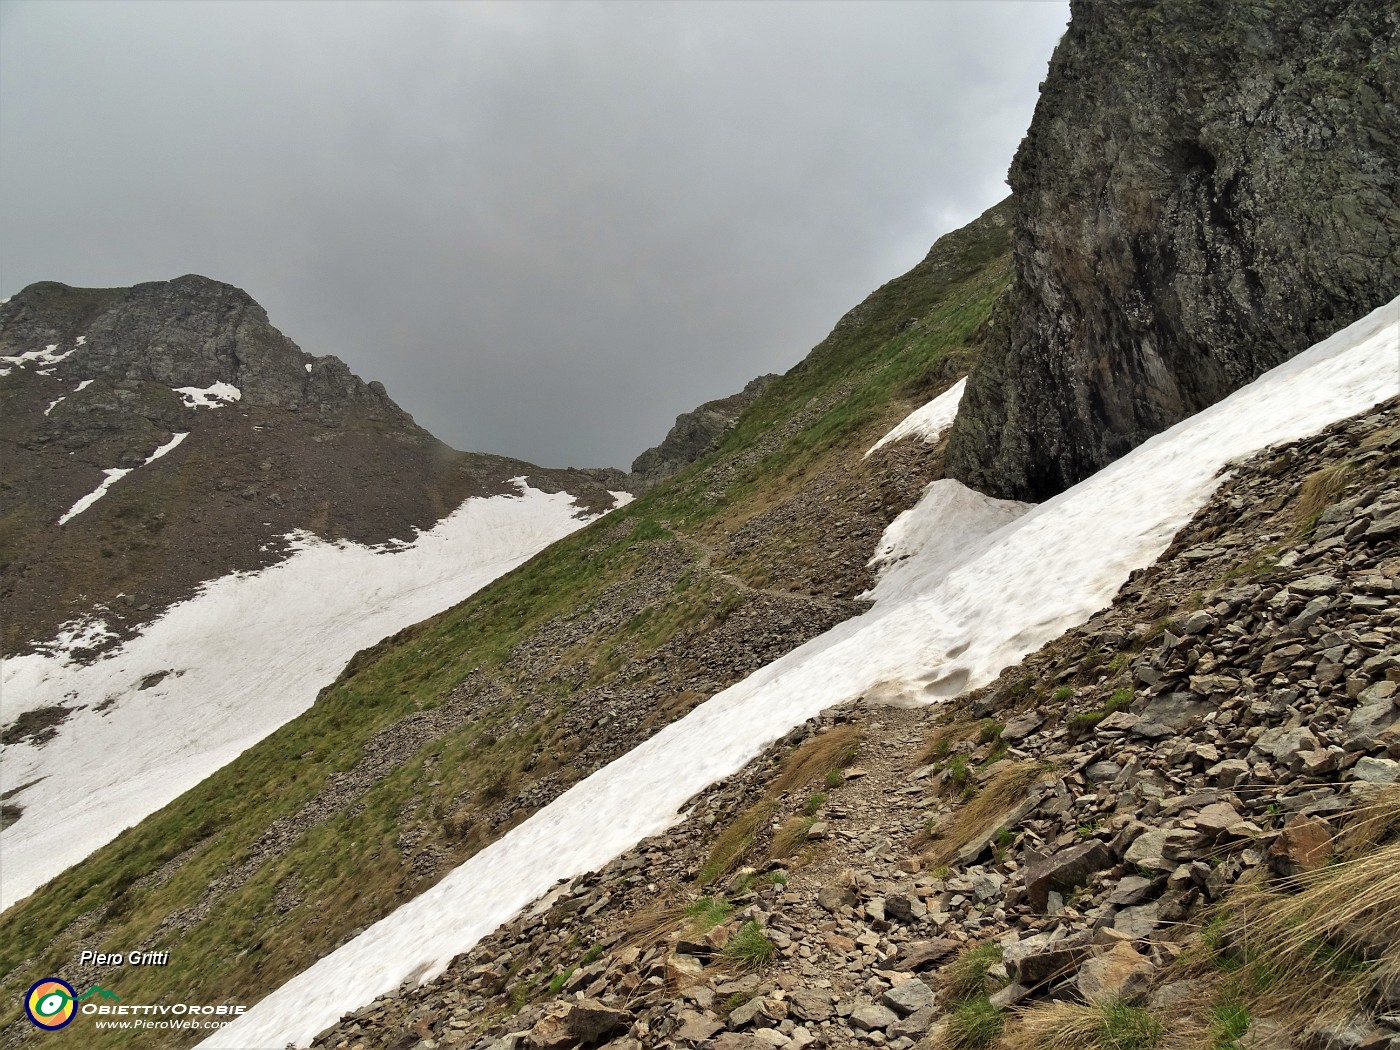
25,978,77,1030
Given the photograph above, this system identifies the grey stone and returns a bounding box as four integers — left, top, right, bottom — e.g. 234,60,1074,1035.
849,1004,899,1032
1112,903,1161,940
1025,839,1114,912
1352,757,1400,785
881,979,936,1017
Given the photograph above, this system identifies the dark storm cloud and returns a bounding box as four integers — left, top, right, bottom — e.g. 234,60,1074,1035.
0,0,1068,469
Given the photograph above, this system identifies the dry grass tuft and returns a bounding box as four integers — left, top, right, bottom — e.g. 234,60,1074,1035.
1291,461,1352,535
919,719,974,764
1337,786,1400,853
697,725,863,883
698,799,778,885
1157,788,1400,1037
770,815,816,859
923,762,1047,867
772,724,864,794
617,899,687,951
1001,1002,1105,1049
1221,839,1400,1021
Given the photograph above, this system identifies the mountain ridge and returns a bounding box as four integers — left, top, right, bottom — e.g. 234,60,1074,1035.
0,275,619,658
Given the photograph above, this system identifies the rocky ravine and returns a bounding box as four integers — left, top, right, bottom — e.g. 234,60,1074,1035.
310,402,1400,1050
0,276,618,656
946,0,1400,501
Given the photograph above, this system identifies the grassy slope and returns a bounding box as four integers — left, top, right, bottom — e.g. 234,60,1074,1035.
0,200,1012,1046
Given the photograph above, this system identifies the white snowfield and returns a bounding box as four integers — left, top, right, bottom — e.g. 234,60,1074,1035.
1,480,620,910
206,298,1398,1050
174,381,242,408
865,376,967,457
55,432,189,526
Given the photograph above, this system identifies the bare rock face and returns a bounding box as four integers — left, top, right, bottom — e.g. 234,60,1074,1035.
946,0,1400,501
1,275,409,422
628,374,777,490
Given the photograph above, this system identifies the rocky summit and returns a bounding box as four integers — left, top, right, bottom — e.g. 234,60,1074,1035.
629,376,779,492
0,276,617,657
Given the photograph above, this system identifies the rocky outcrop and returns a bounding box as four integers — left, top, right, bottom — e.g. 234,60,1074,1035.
628,375,778,491
1,275,411,423
946,0,1400,501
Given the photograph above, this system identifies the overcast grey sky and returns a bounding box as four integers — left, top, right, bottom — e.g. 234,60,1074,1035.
0,0,1068,469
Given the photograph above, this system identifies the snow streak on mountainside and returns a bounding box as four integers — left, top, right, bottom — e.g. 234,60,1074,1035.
208,297,1399,1050
0,482,616,910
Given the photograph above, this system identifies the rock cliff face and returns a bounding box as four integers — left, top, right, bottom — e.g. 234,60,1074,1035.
1,275,410,424
0,276,616,655
629,375,778,490
946,0,1400,501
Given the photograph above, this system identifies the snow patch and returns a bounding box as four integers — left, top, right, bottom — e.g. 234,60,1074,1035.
609,490,635,510
174,381,242,408
304,363,313,373
40,615,118,656
0,344,77,369
75,335,86,345
55,433,187,526
75,380,93,392
44,397,65,417
866,377,967,457
2,480,610,909
56,469,132,525
864,479,1031,604
205,297,1400,1050
145,431,189,464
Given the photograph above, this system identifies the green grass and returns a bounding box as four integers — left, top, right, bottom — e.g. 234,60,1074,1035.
722,922,777,969
943,942,1003,1004
947,753,972,787
1099,1002,1163,1050
546,967,576,995
1067,688,1135,736
1209,1002,1249,1050
945,996,1003,1050
804,792,828,815
977,720,1004,744
684,895,733,930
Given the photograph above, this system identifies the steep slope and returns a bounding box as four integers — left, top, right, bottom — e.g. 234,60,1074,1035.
628,375,778,491
208,298,1399,1050
945,0,1400,501
0,202,1015,1046
0,275,617,658
0,277,624,906
307,392,1400,1050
